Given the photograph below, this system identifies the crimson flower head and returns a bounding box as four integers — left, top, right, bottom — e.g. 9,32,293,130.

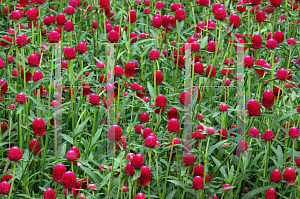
276,68,287,80
168,118,180,133
296,157,300,166
10,10,23,20
53,164,66,182
261,130,274,140
28,54,39,66
124,62,138,78
206,65,217,77
198,0,210,6
207,41,217,53
229,14,241,27
247,99,261,116
135,193,146,199
237,140,248,151
183,153,195,165
167,107,178,120
64,47,76,60
212,3,222,13
129,10,137,23
270,0,282,6
214,8,227,20
251,0,261,5
219,104,228,111
3,6,11,16
289,127,299,138
155,94,166,107
152,17,162,28
149,49,160,60
65,6,75,15
206,127,215,134
287,38,296,45
274,31,284,43
16,34,29,46
99,0,110,7
222,183,231,191
140,112,149,123
26,8,38,21
76,42,87,53
266,39,277,49
108,125,122,141
0,181,10,195
32,71,43,82
44,188,56,199
175,8,186,20
89,93,100,105
130,154,144,168
255,11,266,22
64,21,74,31
8,146,23,161
56,13,66,25
237,1,246,12
30,117,46,137
262,90,274,108
138,166,151,185
66,150,78,162
29,139,41,155
62,171,77,189
107,30,119,43
48,31,61,43
145,136,156,147
265,188,276,199
153,70,163,84
15,93,27,103
283,167,296,184
193,176,204,190
270,169,282,182
180,91,191,105
251,34,262,48
0,80,8,94
114,65,123,77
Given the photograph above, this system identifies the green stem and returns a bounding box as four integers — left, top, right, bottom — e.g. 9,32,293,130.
116,151,123,199
181,167,190,199
8,162,16,199
278,184,290,199
148,149,152,199
162,133,176,198
107,147,115,199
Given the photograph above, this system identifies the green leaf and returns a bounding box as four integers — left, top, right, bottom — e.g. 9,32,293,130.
16,194,32,198
79,166,102,184
132,169,141,182
277,145,283,167
91,128,102,146
212,156,228,180
27,79,43,94
25,94,47,113
166,190,177,199
207,140,228,156
220,24,234,41
252,151,265,165
147,81,155,100
74,118,90,137
200,36,209,49
192,88,198,108
274,110,297,124
228,165,235,181
16,104,25,115
61,134,73,144
168,180,187,188
241,186,273,199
